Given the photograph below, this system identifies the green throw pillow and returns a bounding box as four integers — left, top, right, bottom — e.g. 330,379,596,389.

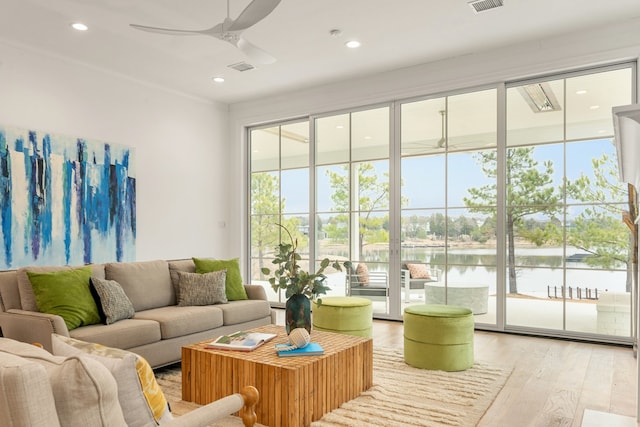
28,266,101,330
192,257,248,301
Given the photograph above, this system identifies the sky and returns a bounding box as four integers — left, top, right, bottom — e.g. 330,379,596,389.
278,137,621,216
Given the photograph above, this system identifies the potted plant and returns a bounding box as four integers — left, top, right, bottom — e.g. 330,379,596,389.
261,224,350,334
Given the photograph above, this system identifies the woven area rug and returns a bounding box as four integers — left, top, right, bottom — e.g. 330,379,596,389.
155,347,511,427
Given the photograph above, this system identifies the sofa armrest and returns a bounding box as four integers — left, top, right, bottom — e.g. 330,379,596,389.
244,284,268,301
0,310,69,352
162,385,259,427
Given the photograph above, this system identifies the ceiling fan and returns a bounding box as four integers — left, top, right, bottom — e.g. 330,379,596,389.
130,0,281,65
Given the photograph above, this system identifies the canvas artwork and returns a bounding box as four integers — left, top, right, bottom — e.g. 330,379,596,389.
0,125,136,269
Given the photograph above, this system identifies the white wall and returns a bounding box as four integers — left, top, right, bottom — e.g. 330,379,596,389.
0,40,231,262
229,17,640,270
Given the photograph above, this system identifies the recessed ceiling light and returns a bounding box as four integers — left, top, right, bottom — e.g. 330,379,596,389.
364,136,372,140
590,105,600,110
345,40,360,49
71,23,88,31
212,76,225,83
576,90,587,95
336,125,344,129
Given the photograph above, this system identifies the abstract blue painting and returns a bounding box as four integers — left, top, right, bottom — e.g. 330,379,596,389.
0,125,135,269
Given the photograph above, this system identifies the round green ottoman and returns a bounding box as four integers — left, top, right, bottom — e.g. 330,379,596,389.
312,296,373,338
403,304,474,371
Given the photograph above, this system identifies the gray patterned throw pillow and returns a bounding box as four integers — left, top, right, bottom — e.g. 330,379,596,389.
90,277,135,324
176,270,228,306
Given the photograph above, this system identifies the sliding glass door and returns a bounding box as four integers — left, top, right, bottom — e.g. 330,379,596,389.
248,62,636,342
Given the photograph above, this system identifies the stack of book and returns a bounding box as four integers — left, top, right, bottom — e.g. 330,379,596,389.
275,342,324,357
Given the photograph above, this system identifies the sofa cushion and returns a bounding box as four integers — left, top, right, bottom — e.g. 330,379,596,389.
27,267,101,330
0,338,127,427
0,351,61,427
51,334,172,427
91,278,135,325
176,270,228,306
193,257,248,301
134,306,224,339
217,300,272,326
168,259,196,289
105,260,175,311
69,319,162,350
17,265,105,312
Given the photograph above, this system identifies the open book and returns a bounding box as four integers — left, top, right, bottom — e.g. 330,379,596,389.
206,331,277,352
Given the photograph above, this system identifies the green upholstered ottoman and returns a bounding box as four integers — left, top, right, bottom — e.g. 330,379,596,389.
403,304,474,371
312,296,373,338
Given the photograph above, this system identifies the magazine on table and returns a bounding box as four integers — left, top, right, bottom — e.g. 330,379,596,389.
206,331,277,352
275,342,325,357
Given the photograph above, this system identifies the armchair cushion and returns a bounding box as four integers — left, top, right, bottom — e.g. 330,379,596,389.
0,337,127,427
52,334,172,427
406,263,432,280
355,263,370,286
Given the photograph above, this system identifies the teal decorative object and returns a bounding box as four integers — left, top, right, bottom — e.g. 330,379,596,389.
285,294,312,334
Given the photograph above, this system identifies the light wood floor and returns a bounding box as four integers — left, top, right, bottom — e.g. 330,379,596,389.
275,309,637,426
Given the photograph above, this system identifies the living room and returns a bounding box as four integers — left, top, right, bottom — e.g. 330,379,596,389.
1,1,640,426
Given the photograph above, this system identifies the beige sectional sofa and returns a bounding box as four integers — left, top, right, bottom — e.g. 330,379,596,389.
0,259,275,368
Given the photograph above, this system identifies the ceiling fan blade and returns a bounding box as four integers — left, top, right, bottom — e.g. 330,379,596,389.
236,37,276,64
129,23,223,37
228,0,281,32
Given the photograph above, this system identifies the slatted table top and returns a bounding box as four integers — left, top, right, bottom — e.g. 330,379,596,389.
184,324,370,365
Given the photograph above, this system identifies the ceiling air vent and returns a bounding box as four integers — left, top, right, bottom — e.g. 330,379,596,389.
228,61,255,72
468,0,504,13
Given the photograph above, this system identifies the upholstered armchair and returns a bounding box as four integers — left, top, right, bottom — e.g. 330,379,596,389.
345,263,389,309
0,337,259,427
401,261,441,303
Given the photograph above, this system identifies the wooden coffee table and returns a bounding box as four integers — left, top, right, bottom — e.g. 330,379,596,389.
181,324,373,427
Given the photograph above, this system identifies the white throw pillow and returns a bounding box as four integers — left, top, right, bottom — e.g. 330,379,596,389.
0,338,127,427
51,334,173,427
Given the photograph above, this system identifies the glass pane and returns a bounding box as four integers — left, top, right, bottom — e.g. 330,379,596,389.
401,208,447,262
316,164,349,213
566,139,626,205
281,121,309,169
281,168,309,214
358,211,389,263
352,107,389,161
447,208,497,257
400,98,446,156
250,126,280,171
507,79,564,146
356,160,389,212
566,204,630,270
316,114,349,165
317,213,349,259
250,214,280,258
506,268,564,329
566,68,633,140
511,211,563,268
450,150,497,208
448,89,497,151
564,270,630,336
250,172,280,215
401,155,445,208
506,145,563,208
